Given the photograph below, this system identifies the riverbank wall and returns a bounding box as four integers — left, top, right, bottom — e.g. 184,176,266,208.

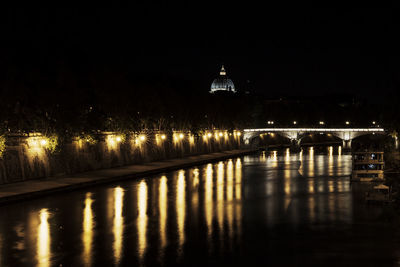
0,149,255,204
0,132,242,185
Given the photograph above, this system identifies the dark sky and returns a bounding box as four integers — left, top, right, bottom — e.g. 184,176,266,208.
0,7,398,99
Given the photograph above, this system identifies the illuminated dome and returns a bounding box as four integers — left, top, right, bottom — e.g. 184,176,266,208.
210,65,236,93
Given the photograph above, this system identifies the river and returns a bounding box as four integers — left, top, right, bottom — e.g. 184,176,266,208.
0,146,399,266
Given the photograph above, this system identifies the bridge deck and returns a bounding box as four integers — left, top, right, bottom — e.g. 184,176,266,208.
244,128,385,132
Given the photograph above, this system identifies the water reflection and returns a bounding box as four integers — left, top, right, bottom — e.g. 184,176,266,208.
159,176,168,253
309,147,315,177
0,150,359,266
113,186,124,265
176,170,186,256
82,192,94,267
205,164,213,240
217,162,225,238
137,181,147,262
37,209,50,267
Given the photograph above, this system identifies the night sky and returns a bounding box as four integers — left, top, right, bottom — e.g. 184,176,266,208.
0,7,398,100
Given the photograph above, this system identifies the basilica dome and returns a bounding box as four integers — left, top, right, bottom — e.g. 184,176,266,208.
210,65,236,93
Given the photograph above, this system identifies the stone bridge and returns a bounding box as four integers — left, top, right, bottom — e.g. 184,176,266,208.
243,127,386,148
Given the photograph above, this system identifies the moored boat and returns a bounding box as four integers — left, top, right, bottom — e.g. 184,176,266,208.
351,151,384,182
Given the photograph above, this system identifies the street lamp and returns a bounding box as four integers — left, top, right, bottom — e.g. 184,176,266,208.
293,121,297,125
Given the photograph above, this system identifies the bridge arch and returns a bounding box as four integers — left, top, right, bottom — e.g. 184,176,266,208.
243,128,386,149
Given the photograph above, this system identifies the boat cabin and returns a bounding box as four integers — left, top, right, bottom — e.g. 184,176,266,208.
351,151,384,182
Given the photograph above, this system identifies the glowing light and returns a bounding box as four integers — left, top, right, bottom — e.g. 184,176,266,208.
40,139,47,146
159,176,167,252
308,180,314,193
140,135,146,141
113,187,124,265
319,121,325,125
82,192,94,267
372,121,376,125
345,121,350,125
176,170,186,255
116,136,122,142
205,164,213,240
137,181,147,262
207,133,212,137
235,159,242,200
293,121,297,125
309,147,314,177
285,148,290,162
189,134,195,145
219,132,223,137
179,133,184,139
217,162,224,238
37,209,50,267
161,134,166,140
236,132,241,136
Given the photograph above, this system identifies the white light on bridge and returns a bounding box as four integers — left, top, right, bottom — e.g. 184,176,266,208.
293,121,297,125
345,121,350,125
267,121,274,125
319,121,325,125
372,121,376,125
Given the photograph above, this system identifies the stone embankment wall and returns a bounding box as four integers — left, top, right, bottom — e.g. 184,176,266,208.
0,133,242,185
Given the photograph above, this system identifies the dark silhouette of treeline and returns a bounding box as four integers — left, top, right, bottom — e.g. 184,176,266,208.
0,61,397,138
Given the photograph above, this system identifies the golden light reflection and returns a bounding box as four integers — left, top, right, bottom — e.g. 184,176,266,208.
137,181,147,261
14,223,25,250
205,164,213,239
260,151,266,162
299,148,303,161
226,160,234,246
337,180,343,193
285,148,290,162
37,209,50,267
284,167,291,195
113,187,124,265
82,192,94,267
191,169,199,221
308,180,314,194
217,162,225,236
338,146,342,156
193,169,200,187
308,147,314,177
271,151,278,168
159,176,167,251
176,170,186,253
328,180,334,193
235,159,242,200
227,160,234,201
328,148,334,176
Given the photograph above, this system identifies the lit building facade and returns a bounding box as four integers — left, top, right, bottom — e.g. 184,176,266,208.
210,65,236,94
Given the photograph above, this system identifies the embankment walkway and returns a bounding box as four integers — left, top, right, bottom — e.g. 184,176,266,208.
0,149,256,205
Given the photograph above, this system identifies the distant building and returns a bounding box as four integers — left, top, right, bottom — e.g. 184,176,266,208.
210,65,236,94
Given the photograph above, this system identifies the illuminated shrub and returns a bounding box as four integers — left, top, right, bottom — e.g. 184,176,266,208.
0,135,5,158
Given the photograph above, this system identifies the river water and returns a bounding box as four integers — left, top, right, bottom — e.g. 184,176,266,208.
0,147,399,266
